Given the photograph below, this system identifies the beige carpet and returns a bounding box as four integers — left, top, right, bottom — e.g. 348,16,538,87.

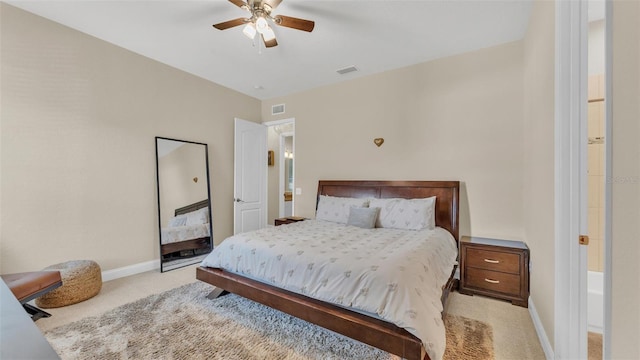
588,332,603,360
44,281,493,360
446,292,544,359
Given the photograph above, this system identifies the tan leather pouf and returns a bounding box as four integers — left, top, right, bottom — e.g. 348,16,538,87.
35,260,102,308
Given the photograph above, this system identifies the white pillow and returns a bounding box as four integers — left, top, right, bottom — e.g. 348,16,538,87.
347,207,380,229
185,207,209,226
168,215,187,227
316,195,369,224
369,196,436,230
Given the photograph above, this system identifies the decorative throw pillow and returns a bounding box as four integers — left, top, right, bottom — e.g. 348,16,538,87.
347,206,380,229
316,195,369,224
369,196,436,230
168,215,187,227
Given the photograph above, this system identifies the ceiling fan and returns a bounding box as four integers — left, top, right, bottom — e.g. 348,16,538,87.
213,0,315,48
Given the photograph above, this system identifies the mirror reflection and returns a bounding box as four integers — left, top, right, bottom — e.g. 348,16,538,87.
156,137,212,272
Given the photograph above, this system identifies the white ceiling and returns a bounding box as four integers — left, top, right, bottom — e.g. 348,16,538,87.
7,0,537,100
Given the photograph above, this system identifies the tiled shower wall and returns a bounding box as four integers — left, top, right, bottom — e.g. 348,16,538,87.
588,74,605,272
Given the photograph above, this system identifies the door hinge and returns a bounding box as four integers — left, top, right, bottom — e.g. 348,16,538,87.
579,235,589,245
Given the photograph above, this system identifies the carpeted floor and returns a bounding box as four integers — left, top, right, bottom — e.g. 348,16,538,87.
588,332,603,360
44,282,493,360
445,289,543,359
36,265,546,359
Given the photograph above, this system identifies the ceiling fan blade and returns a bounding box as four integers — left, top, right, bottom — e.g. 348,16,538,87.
262,34,278,48
273,15,315,32
212,18,247,30
263,0,282,11
228,0,249,10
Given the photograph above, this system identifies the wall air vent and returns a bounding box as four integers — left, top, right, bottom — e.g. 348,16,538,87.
336,66,358,75
271,104,285,115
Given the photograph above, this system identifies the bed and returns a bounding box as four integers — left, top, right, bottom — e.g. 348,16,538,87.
161,199,212,256
197,180,459,360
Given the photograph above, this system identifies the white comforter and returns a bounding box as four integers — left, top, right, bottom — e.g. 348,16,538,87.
201,220,457,360
161,223,210,245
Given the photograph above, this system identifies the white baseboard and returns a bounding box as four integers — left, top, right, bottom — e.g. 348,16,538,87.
101,259,160,282
528,297,555,360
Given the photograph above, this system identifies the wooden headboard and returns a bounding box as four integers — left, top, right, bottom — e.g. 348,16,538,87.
317,180,460,241
174,199,209,216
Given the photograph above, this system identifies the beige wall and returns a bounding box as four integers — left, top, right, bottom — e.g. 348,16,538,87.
522,0,555,348
0,4,261,273
262,41,525,241
611,0,640,358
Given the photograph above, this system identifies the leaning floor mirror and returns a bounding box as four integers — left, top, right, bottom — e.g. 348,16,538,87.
155,137,213,272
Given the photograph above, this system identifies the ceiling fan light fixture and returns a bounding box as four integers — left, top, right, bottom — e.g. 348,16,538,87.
213,0,315,48
255,16,269,33
242,23,257,39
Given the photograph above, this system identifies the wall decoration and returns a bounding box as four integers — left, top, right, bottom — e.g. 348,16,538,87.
268,150,275,166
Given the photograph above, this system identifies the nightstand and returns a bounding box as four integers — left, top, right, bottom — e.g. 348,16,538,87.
458,236,530,307
274,216,305,226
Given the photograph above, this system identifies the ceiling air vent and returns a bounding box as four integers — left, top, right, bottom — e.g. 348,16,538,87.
336,66,358,75
272,104,285,115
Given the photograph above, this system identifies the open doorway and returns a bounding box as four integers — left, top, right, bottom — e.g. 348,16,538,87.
586,1,606,358
264,119,295,225
280,133,294,217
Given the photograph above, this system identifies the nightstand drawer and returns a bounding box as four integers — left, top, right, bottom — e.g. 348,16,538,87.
465,248,520,274
464,268,521,295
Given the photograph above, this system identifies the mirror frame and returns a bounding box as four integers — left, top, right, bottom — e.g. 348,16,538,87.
155,136,213,272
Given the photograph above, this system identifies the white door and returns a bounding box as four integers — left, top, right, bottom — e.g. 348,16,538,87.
234,118,267,234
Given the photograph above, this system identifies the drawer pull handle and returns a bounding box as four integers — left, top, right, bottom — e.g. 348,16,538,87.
484,278,500,284
484,258,500,264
